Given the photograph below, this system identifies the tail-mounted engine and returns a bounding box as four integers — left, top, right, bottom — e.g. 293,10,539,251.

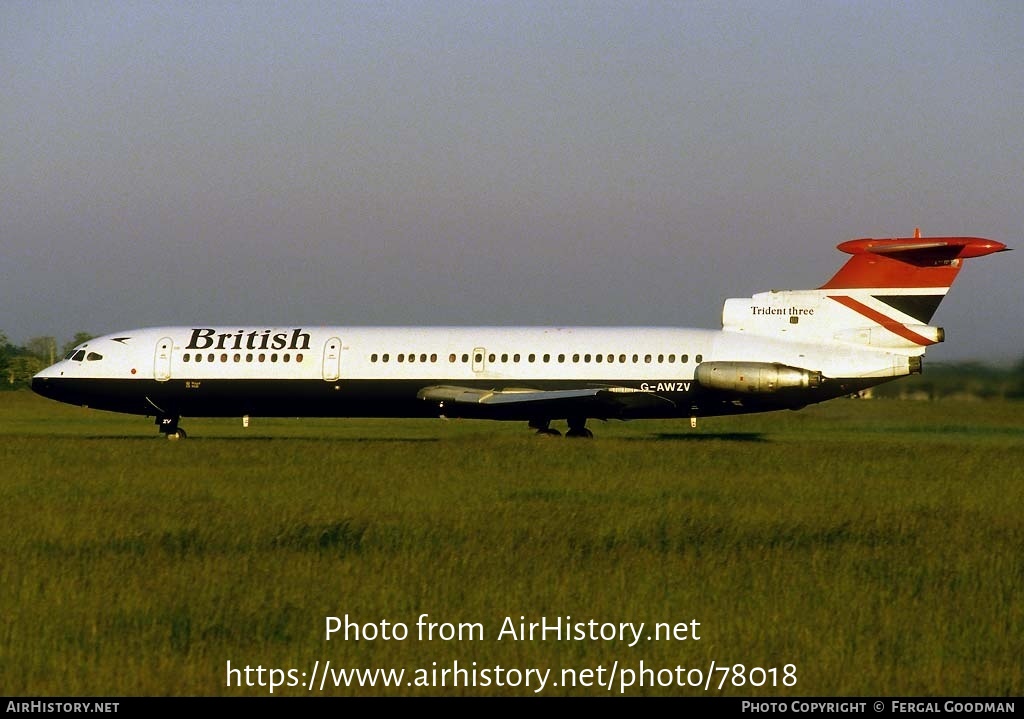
695,361,822,394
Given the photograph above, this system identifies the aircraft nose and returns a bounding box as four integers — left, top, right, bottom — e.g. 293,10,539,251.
31,375,51,398
31,363,63,397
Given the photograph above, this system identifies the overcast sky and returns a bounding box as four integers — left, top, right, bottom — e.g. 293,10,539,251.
2,1,1020,362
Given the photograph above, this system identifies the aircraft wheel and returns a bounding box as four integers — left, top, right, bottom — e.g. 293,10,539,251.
529,419,561,436
566,417,592,438
166,428,187,440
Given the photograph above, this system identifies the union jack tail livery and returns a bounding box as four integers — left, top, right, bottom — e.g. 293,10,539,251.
721,230,1008,355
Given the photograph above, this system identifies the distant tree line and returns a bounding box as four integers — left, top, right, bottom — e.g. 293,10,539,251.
868,359,1024,400
1,332,94,388
1,330,1022,398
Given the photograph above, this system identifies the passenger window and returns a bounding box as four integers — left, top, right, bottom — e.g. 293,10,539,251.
595,354,602,363
449,353,456,363
247,353,254,362
183,354,191,363
233,353,241,362
488,353,496,363
644,354,652,363
681,354,688,363
296,353,303,362
208,354,215,362
619,354,626,363
382,354,390,362
430,354,437,362
528,354,536,363
544,354,550,363
696,354,703,362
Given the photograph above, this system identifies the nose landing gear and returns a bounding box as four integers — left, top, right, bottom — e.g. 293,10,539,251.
156,415,187,440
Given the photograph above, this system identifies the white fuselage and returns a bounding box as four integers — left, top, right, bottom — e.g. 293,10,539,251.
32,324,913,428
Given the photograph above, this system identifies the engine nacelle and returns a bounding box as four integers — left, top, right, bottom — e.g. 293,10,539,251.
695,361,822,394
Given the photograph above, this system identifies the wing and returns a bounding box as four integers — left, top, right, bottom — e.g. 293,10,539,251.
416,384,676,420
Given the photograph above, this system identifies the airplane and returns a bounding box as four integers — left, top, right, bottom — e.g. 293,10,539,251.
32,231,1007,439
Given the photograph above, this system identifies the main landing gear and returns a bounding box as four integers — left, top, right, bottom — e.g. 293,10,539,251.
530,418,561,436
566,416,593,439
529,418,593,438
156,415,187,440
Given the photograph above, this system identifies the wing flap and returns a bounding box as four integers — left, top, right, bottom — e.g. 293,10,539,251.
417,384,676,418
417,385,603,405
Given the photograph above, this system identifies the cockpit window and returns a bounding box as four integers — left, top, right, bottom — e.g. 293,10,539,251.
86,352,103,361
64,350,77,360
72,350,86,362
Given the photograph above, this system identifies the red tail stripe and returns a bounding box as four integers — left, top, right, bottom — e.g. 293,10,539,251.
821,257,960,289
822,236,1006,289
827,296,939,346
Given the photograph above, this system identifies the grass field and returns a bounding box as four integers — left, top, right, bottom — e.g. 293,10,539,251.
1,390,1021,696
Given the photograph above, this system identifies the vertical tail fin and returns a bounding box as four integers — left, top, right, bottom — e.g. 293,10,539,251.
721,232,1007,355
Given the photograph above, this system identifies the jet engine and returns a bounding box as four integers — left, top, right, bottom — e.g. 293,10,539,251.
695,361,822,394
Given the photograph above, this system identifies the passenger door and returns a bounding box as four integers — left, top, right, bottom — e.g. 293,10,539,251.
322,337,341,381
154,337,173,382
